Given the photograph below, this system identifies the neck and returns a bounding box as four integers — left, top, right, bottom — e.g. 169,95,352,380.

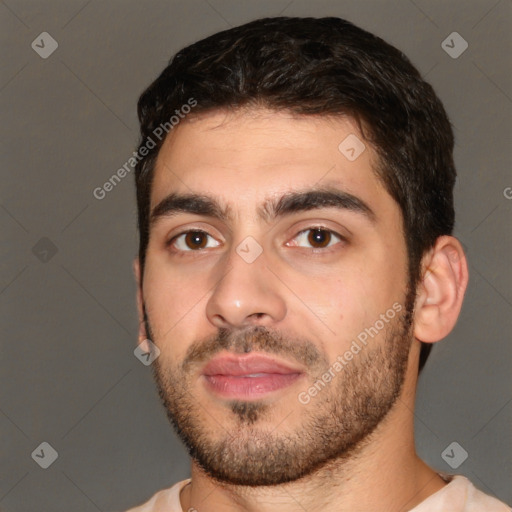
180,360,446,511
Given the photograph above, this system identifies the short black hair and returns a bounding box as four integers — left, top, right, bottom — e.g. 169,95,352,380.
135,17,457,371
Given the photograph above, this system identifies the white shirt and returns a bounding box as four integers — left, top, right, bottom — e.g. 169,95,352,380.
125,475,511,511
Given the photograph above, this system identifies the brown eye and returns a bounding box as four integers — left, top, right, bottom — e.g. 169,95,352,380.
307,229,332,248
184,231,208,249
287,227,343,250
171,230,220,252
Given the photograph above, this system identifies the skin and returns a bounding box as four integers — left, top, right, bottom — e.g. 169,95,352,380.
134,108,468,512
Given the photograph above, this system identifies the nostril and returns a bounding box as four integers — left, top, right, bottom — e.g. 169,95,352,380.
211,314,229,328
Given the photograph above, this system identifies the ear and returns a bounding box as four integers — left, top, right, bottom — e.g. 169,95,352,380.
414,236,469,343
133,258,148,344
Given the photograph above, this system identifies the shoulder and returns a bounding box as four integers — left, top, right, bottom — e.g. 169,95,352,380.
461,476,511,512
124,478,191,512
412,475,511,512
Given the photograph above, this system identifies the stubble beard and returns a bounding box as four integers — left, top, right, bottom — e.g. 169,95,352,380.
147,303,413,487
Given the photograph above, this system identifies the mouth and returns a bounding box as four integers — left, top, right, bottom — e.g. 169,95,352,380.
201,353,305,400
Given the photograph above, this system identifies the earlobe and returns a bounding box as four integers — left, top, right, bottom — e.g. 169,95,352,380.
414,236,469,343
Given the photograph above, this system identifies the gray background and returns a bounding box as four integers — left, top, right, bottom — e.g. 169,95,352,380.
1,0,510,510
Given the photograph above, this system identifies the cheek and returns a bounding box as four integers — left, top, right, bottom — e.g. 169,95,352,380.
141,257,208,353
294,253,406,354
279,271,365,351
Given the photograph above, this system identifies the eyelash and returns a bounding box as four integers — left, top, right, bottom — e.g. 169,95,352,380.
166,227,345,253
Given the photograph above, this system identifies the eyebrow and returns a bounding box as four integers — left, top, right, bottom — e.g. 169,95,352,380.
150,186,376,226
262,187,375,223
150,192,232,225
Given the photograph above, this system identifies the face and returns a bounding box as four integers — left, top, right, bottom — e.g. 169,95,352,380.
139,108,413,485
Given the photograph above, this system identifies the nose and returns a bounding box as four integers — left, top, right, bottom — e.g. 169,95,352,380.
205,243,287,329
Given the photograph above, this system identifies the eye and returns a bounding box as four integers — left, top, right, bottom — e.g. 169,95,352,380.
169,230,220,252
288,228,343,249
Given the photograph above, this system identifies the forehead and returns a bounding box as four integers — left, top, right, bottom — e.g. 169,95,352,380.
150,108,388,214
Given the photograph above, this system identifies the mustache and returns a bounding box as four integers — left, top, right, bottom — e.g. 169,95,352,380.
144,310,327,373
182,326,326,372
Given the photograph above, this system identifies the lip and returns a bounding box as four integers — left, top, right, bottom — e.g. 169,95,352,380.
202,353,304,376
201,353,305,399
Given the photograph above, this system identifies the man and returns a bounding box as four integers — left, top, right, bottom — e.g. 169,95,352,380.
126,16,510,512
